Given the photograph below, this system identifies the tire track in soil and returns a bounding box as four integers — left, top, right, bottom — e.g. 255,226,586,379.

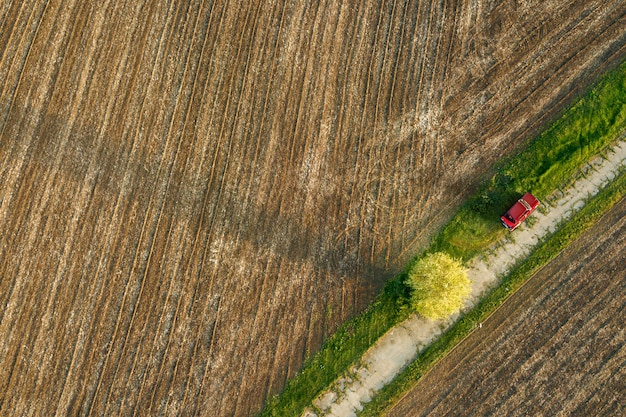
232,1,337,413
318,0,364,362
385,0,457,268
368,0,403,267
283,0,330,385
380,0,411,269
196,2,270,416
172,35,230,401
41,0,155,407
0,0,52,265
13,1,118,414
0,0,49,133
392,0,444,266
235,5,342,410
64,0,180,412
168,2,272,412
170,3,234,415
92,0,222,412
118,1,216,414
0,0,88,410
133,2,225,415
86,0,186,413
191,3,265,416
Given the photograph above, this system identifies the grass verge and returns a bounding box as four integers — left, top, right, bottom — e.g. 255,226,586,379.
359,167,626,416
259,277,412,417
258,59,626,417
432,59,626,261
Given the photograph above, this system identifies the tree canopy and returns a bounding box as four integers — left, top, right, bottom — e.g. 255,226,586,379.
407,252,470,320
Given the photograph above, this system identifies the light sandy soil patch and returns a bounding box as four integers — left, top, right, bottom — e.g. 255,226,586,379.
305,137,626,417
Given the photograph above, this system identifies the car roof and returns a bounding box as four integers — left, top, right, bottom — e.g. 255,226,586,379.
507,200,527,220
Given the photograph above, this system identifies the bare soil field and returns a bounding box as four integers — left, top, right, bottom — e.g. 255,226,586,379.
0,1,625,416
388,197,626,416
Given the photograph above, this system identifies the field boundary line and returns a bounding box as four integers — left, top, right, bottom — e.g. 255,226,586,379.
360,162,626,416
306,137,626,417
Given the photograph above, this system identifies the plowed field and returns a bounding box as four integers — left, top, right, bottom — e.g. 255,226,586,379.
0,1,625,416
388,196,626,417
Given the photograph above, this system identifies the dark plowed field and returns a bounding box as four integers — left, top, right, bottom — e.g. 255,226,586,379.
388,198,626,416
1,1,625,415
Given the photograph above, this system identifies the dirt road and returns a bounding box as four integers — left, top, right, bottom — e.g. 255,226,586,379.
388,197,626,417
308,139,625,416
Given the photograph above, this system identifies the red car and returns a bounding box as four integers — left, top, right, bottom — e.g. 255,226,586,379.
501,192,540,231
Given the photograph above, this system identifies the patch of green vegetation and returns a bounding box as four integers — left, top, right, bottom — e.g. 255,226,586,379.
258,276,411,417
408,253,470,320
433,59,626,261
359,168,626,417
433,209,505,260
259,60,626,417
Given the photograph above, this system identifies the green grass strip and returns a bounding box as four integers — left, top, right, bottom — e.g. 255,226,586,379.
433,59,626,261
359,167,626,417
258,59,626,417
259,278,412,417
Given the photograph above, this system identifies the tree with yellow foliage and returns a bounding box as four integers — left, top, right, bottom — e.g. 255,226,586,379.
408,252,470,320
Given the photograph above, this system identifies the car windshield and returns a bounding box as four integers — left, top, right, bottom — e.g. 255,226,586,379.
519,199,532,211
